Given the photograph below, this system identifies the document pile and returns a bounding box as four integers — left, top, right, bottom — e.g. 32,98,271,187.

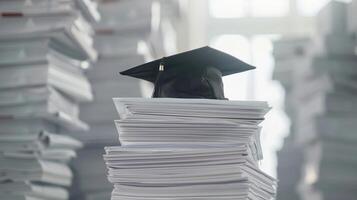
275,136,304,200
274,1,357,200
0,129,83,200
93,0,154,57
0,0,99,199
348,0,357,35
273,37,310,200
72,0,156,146
301,2,357,200
69,1,157,200
103,98,277,200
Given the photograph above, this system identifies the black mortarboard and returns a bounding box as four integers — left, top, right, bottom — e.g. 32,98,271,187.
120,46,255,99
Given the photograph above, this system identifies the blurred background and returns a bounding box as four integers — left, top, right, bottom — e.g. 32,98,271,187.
0,0,356,200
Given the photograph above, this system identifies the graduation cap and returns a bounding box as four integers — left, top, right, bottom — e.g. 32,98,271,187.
120,46,255,99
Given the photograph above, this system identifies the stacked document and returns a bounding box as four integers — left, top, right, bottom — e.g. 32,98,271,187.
70,1,175,199
97,0,152,34
74,0,157,145
348,0,357,35
301,2,357,200
0,0,99,61
275,136,304,200
273,1,357,200
70,146,113,200
0,0,99,199
0,49,93,102
273,37,311,200
93,0,154,57
0,130,83,200
103,98,277,200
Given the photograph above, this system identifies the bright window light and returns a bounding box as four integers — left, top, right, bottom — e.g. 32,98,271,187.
297,0,330,16
211,34,288,178
210,34,252,100
251,35,278,100
210,34,252,101
250,35,289,177
251,0,289,17
209,0,247,18
211,35,251,64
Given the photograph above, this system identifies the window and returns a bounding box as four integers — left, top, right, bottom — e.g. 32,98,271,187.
204,0,309,177
297,0,330,16
209,0,289,18
298,0,353,16
251,0,289,17
209,0,247,18
210,34,289,177
210,34,282,101
251,35,278,100
210,34,252,100
250,35,290,176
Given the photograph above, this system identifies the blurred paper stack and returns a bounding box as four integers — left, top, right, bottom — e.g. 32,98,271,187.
275,136,304,200
69,1,181,199
0,127,82,200
274,1,357,200
103,98,277,200
0,0,99,199
76,0,156,145
302,2,357,199
273,37,312,200
348,0,357,47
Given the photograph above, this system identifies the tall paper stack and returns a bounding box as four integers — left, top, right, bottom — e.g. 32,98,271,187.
0,0,99,199
347,0,357,48
302,2,357,199
103,98,277,200
69,0,182,199
274,1,357,200
273,37,312,200
276,136,304,200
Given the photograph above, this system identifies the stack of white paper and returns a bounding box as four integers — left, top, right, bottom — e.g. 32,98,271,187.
69,1,163,199
97,0,152,33
114,98,268,161
0,0,99,199
0,130,83,200
70,145,113,200
93,0,155,58
73,0,157,145
273,1,357,200
0,0,99,61
302,2,357,199
0,181,70,200
275,136,304,200
0,50,93,102
273,38,312,200
347,0,357,35
316,0,348,36
71,1,182,199
102,98,277,200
